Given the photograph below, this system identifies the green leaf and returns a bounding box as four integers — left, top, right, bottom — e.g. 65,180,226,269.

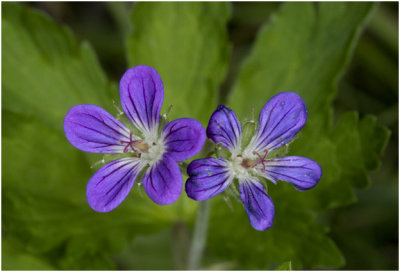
3,109,187,269
229,2,376,118
205,2,389,269
2,3,116,131
276,261,292,270
2,239,54,270
2,3,196,269
127,2,231,125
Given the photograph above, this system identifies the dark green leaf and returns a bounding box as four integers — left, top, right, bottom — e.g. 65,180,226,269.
206,2,389,269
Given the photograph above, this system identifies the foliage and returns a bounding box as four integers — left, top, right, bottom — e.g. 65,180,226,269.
2,2,392,270
127,2,231,125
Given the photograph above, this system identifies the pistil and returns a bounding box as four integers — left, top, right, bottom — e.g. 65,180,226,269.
240,149,270,171
119,132,150,153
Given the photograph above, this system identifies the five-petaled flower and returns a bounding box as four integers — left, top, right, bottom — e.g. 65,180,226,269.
185,92,322,231
64,65,205,212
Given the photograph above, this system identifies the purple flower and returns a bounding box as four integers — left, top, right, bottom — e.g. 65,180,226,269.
185,92,322,231
64,65,206,212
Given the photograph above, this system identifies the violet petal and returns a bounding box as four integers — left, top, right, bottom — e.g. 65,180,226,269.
207,105,242,153
186,157,233,201
265,156,322,191
119,65,164,136
86,158,142,212
251,92,307,153
64,104,130,153
142,155,182,205
163,118,206,162
239,179,275,231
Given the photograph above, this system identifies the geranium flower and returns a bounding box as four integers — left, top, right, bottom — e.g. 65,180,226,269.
64,65,205,212
185,92,322,231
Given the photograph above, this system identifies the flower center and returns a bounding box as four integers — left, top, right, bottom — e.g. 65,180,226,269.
119,131,165,164
120,132,149,153
227,155,250,180
141,138,165,164
241,150,269,171
227,149,270,181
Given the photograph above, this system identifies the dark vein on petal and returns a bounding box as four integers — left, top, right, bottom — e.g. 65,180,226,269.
194,170,229,180
105,167,133,196
158,162,170,190
218,123,235,148
247,183,266,217
167,145,195,153
266,169,314,184
257,102,278,142
164,125,188,139
165,138,193,144
256,104,296,150
100,161,134,182
225,110,239,147
127,82,146,130
194,176,228,193
149,167,156,192
267,164,315,171
142,77,151,130
72,122,121,141
150,77,158,127
264,122,298,150
189,162,225,171
81,112,126,138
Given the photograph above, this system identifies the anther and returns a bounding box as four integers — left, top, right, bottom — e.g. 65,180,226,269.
137,182,144,198
162,104,174,121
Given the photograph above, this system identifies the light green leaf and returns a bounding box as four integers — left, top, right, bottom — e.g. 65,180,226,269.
276,261,292,270
2,3,195,269
127,2,231,125
2,2,116,132
205,2,389,269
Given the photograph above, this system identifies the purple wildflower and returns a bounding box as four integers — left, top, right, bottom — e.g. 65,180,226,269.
64,65,206,212
185,92,322,231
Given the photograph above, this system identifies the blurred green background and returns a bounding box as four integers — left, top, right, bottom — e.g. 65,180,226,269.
2,2,398,270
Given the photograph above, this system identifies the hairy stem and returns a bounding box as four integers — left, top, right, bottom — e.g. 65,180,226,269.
188,200,210,269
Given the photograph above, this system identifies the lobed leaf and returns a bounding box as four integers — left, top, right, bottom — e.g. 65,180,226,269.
2,3,195,269
205,2,389,269
126,2,231,125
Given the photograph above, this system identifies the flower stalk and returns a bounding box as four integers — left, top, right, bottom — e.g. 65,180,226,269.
188,200,210,270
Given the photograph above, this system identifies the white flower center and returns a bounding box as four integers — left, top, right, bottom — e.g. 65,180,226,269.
227,155,258,182
140,136,165,165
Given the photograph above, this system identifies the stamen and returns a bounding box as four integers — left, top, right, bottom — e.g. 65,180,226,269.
222,194,234,212
137,182,144,198
161,104,174,121
90,157,106,169
119,132,149,153
112,100,124,120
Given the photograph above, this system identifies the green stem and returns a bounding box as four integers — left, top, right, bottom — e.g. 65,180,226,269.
171,221,189,269
188,200,210,269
